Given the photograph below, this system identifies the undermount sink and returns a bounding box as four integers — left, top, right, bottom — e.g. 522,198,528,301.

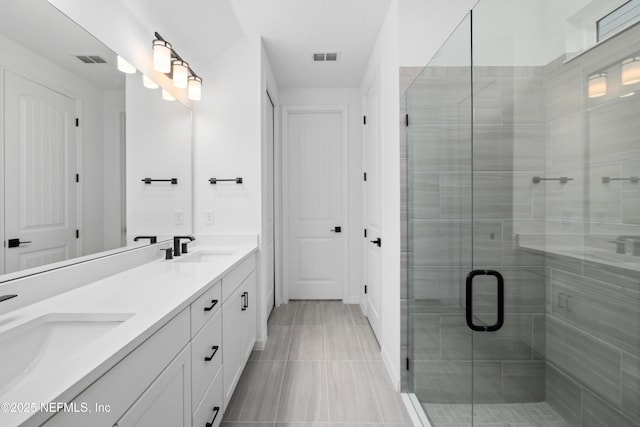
175,250,235,263
0,312,133,395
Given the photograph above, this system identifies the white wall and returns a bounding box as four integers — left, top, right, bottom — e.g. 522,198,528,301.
361,0,402,390
279,88,364,305
398,0,477,67
0,33,111,262
125,74,192,238
193,37,261,236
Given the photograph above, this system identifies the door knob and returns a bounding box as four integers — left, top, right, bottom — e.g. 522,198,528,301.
7,238,32,248
370,237,381,247
330,226,342,233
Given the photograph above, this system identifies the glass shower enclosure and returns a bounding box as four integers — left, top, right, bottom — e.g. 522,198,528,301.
405,0,640,426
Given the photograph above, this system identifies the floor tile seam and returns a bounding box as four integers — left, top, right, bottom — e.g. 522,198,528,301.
272,359,290,423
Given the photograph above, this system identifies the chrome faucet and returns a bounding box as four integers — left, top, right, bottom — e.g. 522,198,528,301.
173,236,195,256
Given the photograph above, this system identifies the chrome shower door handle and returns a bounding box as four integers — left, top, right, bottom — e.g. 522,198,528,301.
465,269,504,332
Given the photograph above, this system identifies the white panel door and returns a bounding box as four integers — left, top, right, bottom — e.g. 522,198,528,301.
4,72,77,273
286,111,345,300
365,75,383,341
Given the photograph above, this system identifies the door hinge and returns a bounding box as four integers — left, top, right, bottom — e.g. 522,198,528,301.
363,115,367,125
406,357,410,370
75,118,79,127
405,114,409,127
76,229,79,239
364,284,368,294
75,173,79,183
364,228,367,238
364,172,367,181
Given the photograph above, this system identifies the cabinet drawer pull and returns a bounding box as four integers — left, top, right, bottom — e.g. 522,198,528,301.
205,406,220,427
204,299,218,312
204,345,219,362
241,292,248,311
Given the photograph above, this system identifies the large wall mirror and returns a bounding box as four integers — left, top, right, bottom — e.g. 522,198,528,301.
0,0,192,279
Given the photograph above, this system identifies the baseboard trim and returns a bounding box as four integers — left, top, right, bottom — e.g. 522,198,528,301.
342,296,361,304
381,346,401,392
254,335,268,351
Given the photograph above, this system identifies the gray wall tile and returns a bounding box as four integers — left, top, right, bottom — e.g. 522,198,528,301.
582,389,639,427
551,269,640,358
545,317,621,408
545,363,582,427
502,361,545,403
623,352,640,423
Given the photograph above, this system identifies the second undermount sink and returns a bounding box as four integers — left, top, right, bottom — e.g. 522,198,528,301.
175,250,235,263
0,312,133,395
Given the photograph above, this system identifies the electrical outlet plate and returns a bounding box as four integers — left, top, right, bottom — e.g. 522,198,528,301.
174,210,184,225
205,210,214,225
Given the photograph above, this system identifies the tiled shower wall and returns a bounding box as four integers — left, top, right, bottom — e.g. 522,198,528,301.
541,24,640,427
401,21,640,427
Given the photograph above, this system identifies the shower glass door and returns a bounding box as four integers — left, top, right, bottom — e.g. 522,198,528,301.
469,0,548,423
406,12,474,425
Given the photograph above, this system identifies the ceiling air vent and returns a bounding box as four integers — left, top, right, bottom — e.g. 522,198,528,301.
312,52,340,62
75,55,107,64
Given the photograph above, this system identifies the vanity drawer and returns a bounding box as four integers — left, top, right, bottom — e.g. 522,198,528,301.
222,255,255,303
191,308,222,412
191,280,221,337
193,366,223,427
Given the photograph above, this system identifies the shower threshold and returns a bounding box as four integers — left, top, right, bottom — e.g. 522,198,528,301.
421,402,569,427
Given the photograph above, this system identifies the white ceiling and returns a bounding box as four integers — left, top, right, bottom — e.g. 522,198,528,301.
231,0,392,88
118,0,247,75
0,0,124,90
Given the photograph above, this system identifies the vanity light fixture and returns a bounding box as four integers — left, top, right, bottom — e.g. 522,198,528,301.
588,72,607,98
152,32,203,100
622,57,640,85
142,74,159,89
153,39,172,73
117,55,136,74
188,76,202,101
172,60,189,88
162,89,175,101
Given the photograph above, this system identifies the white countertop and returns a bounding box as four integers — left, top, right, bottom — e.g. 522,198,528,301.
0,244,257,427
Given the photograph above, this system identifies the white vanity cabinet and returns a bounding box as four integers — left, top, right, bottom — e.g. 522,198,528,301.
43,308,191,427
40,252,256,427
116,345,192,427
222,267,256,406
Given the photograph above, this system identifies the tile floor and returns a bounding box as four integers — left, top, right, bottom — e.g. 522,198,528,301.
422,402,569,427
221,300,413,427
